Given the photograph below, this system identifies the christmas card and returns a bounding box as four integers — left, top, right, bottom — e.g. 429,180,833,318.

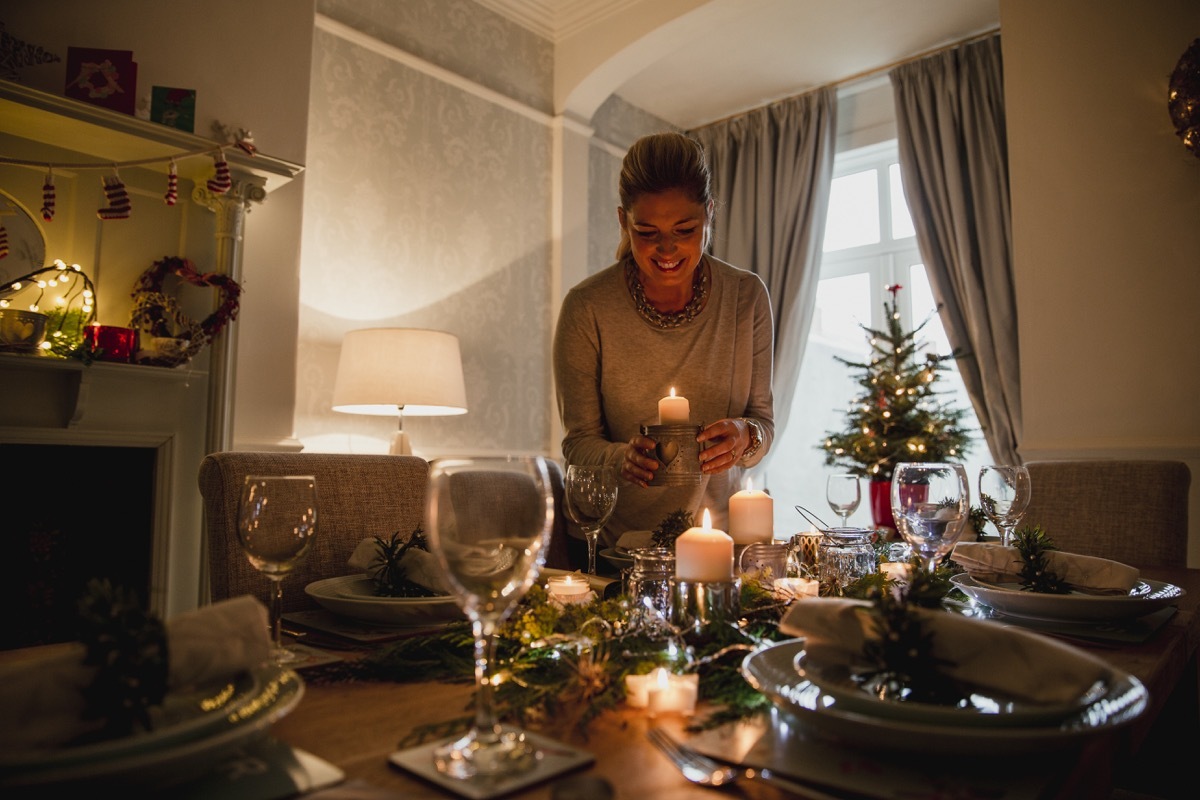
64,46,137,115
151,85,197,132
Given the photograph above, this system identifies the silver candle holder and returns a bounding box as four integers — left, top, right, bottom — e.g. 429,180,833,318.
670,578,741,632
641,423,705,485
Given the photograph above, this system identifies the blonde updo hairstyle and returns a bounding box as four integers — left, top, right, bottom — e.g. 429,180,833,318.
616,132,714,261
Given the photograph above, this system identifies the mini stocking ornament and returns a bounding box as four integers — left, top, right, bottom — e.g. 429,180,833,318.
207,150,231,194
0,225,8,259
41,169,55,222
164,160,178,206
97,171,131,220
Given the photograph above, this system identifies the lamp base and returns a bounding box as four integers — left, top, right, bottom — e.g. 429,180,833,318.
389,430,412,456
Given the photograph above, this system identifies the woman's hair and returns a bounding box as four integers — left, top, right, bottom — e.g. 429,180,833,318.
616,131,713,260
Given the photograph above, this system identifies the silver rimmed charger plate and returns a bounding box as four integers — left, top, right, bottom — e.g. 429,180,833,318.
0,665,304,789
742,639,1146,756
305,575,463,626
951,574,1185,623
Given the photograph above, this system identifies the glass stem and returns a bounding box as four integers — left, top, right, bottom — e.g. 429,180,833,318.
269,577,284,652
586,529,599,574
473,618,501,741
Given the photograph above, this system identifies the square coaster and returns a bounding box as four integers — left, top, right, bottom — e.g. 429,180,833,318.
389,732,593,800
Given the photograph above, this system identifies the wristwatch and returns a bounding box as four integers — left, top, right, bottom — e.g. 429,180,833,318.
739,417,763,463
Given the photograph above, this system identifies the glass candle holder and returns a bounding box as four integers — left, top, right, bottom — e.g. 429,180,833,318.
624,547,675,630
817,527,877,596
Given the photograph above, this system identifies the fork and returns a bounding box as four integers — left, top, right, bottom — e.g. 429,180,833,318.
646,726,844,799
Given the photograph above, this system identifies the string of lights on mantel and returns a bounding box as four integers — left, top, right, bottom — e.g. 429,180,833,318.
0,132,256,249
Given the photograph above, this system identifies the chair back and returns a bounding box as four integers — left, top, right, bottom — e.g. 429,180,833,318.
198,451,429,612
1021,459,1190,568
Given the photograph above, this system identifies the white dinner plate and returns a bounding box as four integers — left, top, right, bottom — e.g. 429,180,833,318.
599,548,633,570
0,665,303,789
793,647,1108,728
951,574,1185,623
743,639,1146,757
304,575,463,626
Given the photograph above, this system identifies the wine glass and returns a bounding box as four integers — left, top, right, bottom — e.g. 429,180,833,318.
564,464,618,574
890,462,969,574
978,465,1032,547
237,474,318,665
425,455,554,779
826,473,862,526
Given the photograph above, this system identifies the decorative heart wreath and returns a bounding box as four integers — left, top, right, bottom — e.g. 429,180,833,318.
129,256,241,367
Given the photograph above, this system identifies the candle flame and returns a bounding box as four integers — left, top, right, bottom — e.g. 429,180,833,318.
653,667,670,688
701,508,712,529
669,387,677,398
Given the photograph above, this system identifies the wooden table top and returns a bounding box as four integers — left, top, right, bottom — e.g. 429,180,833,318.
269,565,1200,800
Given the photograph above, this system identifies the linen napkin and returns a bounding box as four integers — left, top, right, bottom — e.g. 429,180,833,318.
780,597,1111,706
950,541,1140,595
348,538,452,595
0,595,270,752
615,530,654,552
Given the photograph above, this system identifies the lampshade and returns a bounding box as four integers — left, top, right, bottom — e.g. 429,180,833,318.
331,328,467,454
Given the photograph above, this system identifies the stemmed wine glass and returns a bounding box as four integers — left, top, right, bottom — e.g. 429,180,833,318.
826,473,862,527
237,474,318,665
978,465,1031,547
564,464,618,574
424,455,554,779
890,462,969,574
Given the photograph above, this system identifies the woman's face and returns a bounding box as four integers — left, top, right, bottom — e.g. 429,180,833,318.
619,188,710,299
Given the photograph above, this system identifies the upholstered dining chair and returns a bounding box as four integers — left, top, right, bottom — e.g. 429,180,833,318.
1020,459,1190,568
198,451,575,613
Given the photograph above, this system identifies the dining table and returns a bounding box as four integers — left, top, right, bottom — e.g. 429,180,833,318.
263,564,1200,800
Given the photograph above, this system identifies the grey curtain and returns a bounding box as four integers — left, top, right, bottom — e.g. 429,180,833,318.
889,34,1021,465
689,87,837,438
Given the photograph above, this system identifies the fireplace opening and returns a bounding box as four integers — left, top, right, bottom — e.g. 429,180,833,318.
1,442,155,650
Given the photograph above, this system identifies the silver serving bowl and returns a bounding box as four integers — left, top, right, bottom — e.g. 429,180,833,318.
0,308,48,352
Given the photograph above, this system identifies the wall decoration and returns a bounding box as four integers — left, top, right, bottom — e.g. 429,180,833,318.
1168,37,1200,161
129,256,241,367
150,86,197,133
64,46,137,115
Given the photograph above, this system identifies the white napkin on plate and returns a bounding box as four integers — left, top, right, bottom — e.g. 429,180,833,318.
0,595,270,752
615,530,654,552
950,542,1139,595
348,538,452,595
780,597,1111,706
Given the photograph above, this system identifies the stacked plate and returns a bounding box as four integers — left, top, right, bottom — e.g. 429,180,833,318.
0,665,303,790
305,575,462,627
951,574,1185,623
742,628,1147,756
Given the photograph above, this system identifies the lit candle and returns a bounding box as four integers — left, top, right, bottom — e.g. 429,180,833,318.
624,672,654,708
658,387,690,425
645,668,699,716
727,478,774,545
674,509,734,582
547,574,592,604
773,577,819,599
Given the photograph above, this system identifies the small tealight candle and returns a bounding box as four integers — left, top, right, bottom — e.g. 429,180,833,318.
674,509,734,583
773,577,819,599
727,478,774,545
658,387,691,425
547,574,592,604
644,668,699,716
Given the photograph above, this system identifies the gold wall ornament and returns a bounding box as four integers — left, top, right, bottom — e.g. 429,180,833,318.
1168,36,1200,161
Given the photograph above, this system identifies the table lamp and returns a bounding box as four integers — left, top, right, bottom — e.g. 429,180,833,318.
331,328,468,455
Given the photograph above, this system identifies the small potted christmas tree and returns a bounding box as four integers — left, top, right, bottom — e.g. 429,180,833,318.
819,284,974,533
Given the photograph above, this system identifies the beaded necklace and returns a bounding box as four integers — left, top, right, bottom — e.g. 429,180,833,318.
624,258,710,329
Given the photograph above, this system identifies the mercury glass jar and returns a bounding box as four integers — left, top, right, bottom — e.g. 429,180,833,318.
817,527,877,596
624,547,676,630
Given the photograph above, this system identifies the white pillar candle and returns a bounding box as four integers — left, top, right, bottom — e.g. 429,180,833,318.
773,577,819,599
658,387,690,425
624,672,654,708
727,478,774,545
674,509,734,582
645,668,699,716
547,574,592,604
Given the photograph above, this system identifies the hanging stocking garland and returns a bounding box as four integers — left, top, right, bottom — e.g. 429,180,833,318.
0,225,8,259
41,169,56,222
97,170,131,220
206,150,231,194
164,160,178,206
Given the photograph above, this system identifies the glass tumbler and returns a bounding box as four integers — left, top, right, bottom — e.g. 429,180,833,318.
738,542,790,587
624,547,676,631
817,527,877,596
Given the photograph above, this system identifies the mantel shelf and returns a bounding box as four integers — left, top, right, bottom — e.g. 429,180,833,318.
0,78,304,193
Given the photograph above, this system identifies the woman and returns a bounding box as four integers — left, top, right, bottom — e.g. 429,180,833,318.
554,131,774,550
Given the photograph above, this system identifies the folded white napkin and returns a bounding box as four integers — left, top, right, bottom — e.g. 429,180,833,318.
0,595,270,752
780,597,1111,706
348,538,452,595
950,542,1139,595
615,530,654,552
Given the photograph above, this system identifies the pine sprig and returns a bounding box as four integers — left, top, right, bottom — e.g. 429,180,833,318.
369,528,442,597
1011,525,1071,594
651,509,694,548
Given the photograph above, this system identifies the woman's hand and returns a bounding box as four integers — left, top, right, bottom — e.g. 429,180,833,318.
697,418,751,474
622,433,659,487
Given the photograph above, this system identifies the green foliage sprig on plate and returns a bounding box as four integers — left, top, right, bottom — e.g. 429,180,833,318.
368,528,443,598
1011,525,1070,594
650,509,694,548
355,579,790,744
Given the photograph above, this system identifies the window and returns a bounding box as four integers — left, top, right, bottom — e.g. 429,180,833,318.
761,140,987,536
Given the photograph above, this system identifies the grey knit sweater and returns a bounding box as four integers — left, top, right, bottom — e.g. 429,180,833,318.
553,255,775,547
